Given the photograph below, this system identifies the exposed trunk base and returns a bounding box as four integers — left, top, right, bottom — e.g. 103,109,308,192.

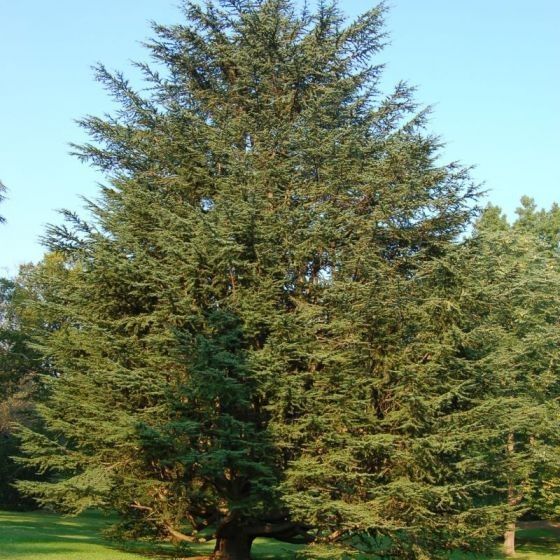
211,514,310,559
504,522,516,557
504,433,519,557
213,532,254,560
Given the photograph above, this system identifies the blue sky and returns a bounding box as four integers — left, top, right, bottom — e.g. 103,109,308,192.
1,0,559,275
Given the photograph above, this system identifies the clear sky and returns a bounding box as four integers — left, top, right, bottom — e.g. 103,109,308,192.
1,1,559,276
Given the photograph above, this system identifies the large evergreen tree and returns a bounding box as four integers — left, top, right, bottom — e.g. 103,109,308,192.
16,2,502,558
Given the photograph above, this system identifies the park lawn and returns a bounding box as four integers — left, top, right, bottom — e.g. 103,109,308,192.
1,510,559,559
511,525,560,559
448,524,560,560
0,510,161,560
0,510,303,559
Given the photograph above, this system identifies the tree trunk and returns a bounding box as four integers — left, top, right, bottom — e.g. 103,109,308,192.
211,514,307,559
213,525,254,560
504,432,517,557
504,521,516,557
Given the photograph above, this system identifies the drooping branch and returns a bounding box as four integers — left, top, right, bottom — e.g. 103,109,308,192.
166,524,199,542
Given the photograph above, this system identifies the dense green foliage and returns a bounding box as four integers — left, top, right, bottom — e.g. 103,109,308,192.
432,204,560,555
3,2,558,560
514,196,560,254
0,272,46,510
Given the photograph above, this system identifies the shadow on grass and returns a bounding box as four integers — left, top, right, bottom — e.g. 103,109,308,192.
0,510,156,559
0,510,204,559
0,510,302,560
113,535,303,559
516,529,560,559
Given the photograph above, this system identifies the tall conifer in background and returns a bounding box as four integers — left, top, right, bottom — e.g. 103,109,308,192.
513,196,560,255
438,204,560,557
15,2,506,559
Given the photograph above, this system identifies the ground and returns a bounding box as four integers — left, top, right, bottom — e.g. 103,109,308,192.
0,510,302,560
1,510,559,559
513,521,560,559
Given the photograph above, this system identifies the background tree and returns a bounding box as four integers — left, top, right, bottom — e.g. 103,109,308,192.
16,2,506,559
0,265,48,509
446,203,560,557
513,196,560,255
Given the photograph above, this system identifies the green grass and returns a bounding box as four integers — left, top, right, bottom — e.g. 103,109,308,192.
0,510,303,559
0,510,153,559
1,510,559,559
512,526,560,559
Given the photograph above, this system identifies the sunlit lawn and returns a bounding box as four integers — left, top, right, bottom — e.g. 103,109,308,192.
1,510,559,559
0,510,152,559
0,510,302,559
510,525,560,559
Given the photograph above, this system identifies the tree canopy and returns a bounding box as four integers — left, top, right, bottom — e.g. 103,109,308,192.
9,2,560,560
